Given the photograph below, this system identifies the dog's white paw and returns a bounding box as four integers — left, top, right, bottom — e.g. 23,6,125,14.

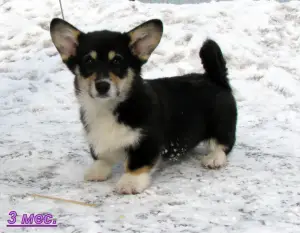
84,160,112,181
201,149,227,169
116,173,150,194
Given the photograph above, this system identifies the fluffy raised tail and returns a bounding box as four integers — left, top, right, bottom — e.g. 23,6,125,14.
199,39,231,90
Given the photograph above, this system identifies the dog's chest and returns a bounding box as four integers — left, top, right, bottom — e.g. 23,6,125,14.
79,96,141,155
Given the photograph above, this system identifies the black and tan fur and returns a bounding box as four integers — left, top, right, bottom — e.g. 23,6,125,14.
50,18,237,194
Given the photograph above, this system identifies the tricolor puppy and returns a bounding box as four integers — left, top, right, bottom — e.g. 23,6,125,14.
50,18,237,194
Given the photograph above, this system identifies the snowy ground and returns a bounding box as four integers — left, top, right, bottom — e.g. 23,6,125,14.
1,0,300,232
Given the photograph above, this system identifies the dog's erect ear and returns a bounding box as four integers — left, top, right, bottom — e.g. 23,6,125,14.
127,19,163,62
50,18,82,61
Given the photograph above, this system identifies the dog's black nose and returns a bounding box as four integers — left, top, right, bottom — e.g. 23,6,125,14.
95,81,110,95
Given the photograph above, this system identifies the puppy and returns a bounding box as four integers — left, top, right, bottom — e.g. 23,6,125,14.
50,18,237,194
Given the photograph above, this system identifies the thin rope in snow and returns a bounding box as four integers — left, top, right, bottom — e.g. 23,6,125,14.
59,0,65,19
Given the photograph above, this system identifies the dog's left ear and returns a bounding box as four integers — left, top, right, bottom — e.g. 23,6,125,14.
50,18,82,61
127,19,163,63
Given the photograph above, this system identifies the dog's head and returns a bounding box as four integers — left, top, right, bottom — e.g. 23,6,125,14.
50,18,163,100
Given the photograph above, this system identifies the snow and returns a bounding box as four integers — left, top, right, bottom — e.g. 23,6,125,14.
1,0,300,232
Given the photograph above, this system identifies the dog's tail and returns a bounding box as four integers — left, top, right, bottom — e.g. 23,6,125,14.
199,39,231,90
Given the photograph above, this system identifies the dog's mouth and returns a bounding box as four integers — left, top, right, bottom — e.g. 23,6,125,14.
95,90,120,99
95,93,110,99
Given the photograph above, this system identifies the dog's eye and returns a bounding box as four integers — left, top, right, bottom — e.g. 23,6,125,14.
82,54,95,66
111,54,123,65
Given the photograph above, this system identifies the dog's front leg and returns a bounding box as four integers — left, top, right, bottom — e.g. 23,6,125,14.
84,148,123,182
116,139,160,194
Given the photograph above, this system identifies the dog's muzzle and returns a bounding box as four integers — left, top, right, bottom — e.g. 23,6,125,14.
95,80,110,96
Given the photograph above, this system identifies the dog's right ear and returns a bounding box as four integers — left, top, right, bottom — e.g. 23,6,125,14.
127,19,163,63
50,18,82,61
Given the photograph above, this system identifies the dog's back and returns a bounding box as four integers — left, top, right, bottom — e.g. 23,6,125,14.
147,39,237,161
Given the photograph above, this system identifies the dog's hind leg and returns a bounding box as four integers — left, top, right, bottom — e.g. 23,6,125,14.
201,139,227,169
201,93,237,169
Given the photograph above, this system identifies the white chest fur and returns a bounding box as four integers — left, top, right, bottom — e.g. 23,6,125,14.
77,92,142,158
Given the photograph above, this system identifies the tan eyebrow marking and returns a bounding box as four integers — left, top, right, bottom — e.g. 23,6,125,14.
108,51,116,60
90,51,97,59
